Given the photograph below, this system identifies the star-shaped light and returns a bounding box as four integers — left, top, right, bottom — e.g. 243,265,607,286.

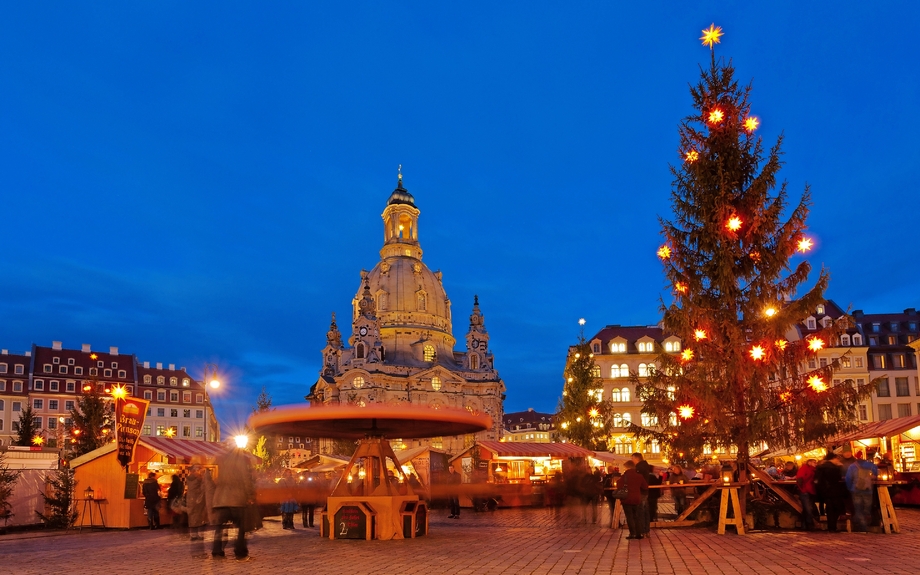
674,282,688,294
779,391,792,403
90,353,98,360
775,339,788,350
708,109,725,124
744,116,760,132
797,237,814,253
32,436,44,446
680,349,694,362
684,149,699,163
726,216,742,231
110,385,128,399
700,24,723,49
164,428,176,438
657,245,672,259
588,408,600,418
808,338,825,352
694,329,707,341
749,345,766,361
808,375,827,392
578,318,586,326
678,405,696,419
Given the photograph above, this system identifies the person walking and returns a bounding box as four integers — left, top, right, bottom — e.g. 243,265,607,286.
166,474,185,529
142,472,161,530
845,453,878,533
632,453,652,535
814,453,846,532
795,458,818,530
446,465,462,519
279,469,298,530
185,465,208,541
211,446,256,561
578,467,602,524
617,460,648,540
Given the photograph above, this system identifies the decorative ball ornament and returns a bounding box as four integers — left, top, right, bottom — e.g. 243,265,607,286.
657,245,672,259
678,405,696,419
797,237,814,252
708,109,725,124
749,345,766,361
684,150,699,163
694,329,707,341
808,338,825,352
726,216,742,231
744,117,760,132
808,375,827,392
700,24,724,49
680,349,694,362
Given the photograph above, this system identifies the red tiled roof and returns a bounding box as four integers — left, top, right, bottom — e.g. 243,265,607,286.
477,441,594,458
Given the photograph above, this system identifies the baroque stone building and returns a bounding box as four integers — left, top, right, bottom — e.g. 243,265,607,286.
307,175,505,454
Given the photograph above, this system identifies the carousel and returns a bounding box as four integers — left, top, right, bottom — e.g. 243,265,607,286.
250,404,490,540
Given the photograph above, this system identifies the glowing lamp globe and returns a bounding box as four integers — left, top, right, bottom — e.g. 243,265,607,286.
234,435,249,448
209,379,221,390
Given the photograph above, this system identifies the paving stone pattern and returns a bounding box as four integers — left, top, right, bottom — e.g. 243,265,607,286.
2,505,919,574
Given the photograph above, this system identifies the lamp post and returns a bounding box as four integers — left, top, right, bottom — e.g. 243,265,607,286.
202,363,222,442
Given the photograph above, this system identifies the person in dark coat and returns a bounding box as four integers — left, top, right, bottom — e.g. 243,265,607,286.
617,460,648,540
814,453,846,532
166,474,185,528
185,465,208,541
141,472,161,530
446,466,462,519
578,468,602,524
211,447,256,561
632,453,652,535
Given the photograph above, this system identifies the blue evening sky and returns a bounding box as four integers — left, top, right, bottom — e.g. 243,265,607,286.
2,3,918,432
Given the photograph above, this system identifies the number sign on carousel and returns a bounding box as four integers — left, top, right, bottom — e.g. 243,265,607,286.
250,404,490,541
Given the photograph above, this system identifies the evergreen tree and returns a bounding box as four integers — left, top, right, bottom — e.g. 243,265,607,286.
0,453,20,524
557,332,609,450
70,378,114,458
14,405,38,446
36,466,78,529
635,26,872,472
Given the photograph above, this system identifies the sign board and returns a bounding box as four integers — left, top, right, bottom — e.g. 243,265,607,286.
334,505,367,539
115,396,149,468
124,473,140,499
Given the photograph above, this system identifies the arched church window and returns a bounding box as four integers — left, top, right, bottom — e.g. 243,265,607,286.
469,354,479,370
356,343,366,359
353,376,365,389
417,293,427,311
431,376,441,391
424,345,436,362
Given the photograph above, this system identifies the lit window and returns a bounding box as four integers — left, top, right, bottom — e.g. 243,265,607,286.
621,387,631,402
424,345,436,362
611,388,621,402
431,376,441,391
157,376,165,385
638,363,649,377
353,376,365,389
622,412,632,425
610,342,626,353
641,413,658,426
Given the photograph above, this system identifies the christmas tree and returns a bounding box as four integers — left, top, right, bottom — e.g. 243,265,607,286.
36,466,78,529
635,25,872,473
557,323,610,450
0,453,20,525
69,378,114,458
14,406,39,446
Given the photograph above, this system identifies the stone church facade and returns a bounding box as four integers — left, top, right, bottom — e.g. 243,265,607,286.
307,175,505,454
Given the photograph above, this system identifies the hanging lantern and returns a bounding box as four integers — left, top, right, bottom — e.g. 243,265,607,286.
808,375,827,392
808,338,825,352
84,486,95,500
721,466,734,484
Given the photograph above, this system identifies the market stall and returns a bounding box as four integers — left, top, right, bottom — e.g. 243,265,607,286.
71,437,237,529
393,445,449,491
450,441,595,507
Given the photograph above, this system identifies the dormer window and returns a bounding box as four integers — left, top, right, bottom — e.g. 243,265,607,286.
872,323,880,333
806,318,816,330
637,341,654,353
610,342,626,353
53,357,60,365
891,322,899,332
664,341,681,352
822,317,833,328
840,334,851,346
68,358,75,365
144,375,152,383
592,343,600,353
853,334,863,345
816,304,825,315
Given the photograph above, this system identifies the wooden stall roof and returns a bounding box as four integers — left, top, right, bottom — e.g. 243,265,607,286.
474,441,595,459
393,446,448,464
834,414,920,444
71,437,248,468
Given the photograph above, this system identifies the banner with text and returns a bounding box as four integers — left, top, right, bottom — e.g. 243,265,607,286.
116,396,149,468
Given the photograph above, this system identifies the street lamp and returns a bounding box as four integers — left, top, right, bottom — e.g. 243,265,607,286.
201,363,223,442
204,363,221,390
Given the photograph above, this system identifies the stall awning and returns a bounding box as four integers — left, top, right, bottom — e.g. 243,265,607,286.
476,441,595,458
138,437,239,464
393,446,448,464
833,414,920,444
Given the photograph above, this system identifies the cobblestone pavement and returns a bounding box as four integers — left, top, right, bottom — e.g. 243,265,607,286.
3,505,920,574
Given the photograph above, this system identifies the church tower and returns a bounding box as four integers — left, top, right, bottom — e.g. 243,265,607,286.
309,171,505,454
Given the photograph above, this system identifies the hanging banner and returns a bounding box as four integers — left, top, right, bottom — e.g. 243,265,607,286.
116,396,149,468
